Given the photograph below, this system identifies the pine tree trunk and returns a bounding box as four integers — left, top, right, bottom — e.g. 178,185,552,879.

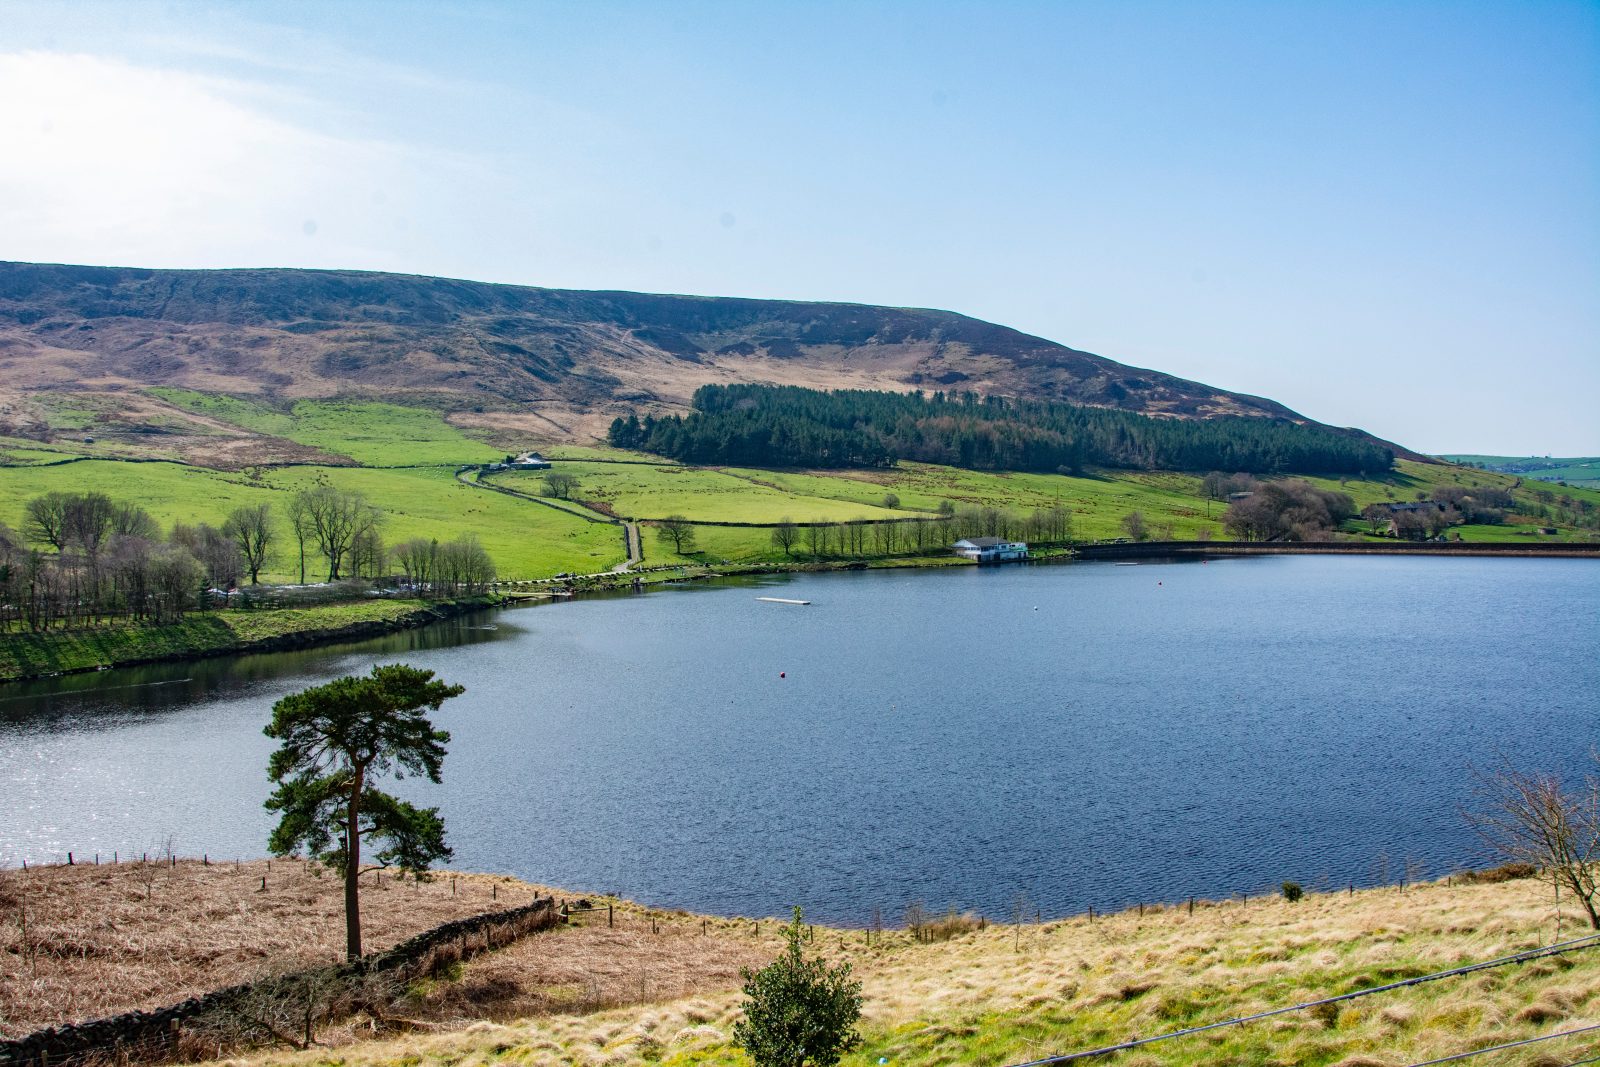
345,768,364,959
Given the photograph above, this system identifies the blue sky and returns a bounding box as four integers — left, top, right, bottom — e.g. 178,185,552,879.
2,0,1595,454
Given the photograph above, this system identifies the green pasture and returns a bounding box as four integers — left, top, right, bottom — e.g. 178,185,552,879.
0,461,622,580
496,463,918,523
5,411,1594,581
1305,458,1600,507
149,390,502,465
1442,454,1600,487
0,440,83,466
540,443,676,463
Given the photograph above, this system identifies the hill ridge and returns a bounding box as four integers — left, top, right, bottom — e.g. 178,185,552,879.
0,260,1393,453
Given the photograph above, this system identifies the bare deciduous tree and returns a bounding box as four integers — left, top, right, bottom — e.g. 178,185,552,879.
224,504,276,585
655,515,696,554
771,519,800,558
286,494,313,585
1464,758,1600,929
804,520,824,558
293,487,383,582
23,492,72,551
541,472,580,500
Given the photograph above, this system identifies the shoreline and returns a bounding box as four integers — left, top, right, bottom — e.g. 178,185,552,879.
0,597,495,687
5,538,1593,685
1069,538,1600,560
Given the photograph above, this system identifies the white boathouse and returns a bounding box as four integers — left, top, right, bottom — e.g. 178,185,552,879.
952,536,1029,562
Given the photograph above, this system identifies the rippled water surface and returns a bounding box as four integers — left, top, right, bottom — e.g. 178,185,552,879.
2,556,1596,922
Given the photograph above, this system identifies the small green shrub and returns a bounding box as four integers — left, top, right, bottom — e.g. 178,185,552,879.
1282,881,1304,903
733,907,862,1067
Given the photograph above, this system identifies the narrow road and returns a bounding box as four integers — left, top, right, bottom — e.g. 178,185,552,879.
611,522,643,573
455,465,640,574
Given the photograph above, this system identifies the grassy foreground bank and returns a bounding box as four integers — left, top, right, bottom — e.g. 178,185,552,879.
6,858,1591,1067
262,873,1595,1067
0,599,487,683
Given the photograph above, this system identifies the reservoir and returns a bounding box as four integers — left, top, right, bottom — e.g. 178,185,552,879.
2,555,1596,924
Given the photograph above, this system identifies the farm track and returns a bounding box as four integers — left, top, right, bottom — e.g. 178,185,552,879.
456,467,640,575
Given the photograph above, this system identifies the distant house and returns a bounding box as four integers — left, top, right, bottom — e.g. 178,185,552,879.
952,536,1029,563
510,452,552,470
1381,501,1444,514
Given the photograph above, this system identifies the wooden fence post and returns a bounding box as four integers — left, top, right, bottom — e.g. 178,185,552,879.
609,904,614,928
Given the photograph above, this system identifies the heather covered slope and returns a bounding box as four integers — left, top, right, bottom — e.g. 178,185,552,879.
0,261,1314,443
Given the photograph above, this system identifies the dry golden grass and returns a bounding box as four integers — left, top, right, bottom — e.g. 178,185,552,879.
236,874,1600,1067
0,858,544,1036
9,860,1600,1066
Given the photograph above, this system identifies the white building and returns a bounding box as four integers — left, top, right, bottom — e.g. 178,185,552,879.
952,536,1029,562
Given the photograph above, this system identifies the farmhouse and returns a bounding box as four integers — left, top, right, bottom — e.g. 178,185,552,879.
481,451,553,473
952,536,1029,562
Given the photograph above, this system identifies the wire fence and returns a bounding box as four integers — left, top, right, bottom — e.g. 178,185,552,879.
1006,933,1600,1066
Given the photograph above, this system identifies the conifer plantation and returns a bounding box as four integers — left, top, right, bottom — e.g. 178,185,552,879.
610,385,1394,476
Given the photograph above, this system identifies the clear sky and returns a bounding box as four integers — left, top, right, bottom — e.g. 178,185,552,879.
2,0,1595,454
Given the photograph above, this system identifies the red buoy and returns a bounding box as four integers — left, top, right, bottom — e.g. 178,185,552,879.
780,671,786,678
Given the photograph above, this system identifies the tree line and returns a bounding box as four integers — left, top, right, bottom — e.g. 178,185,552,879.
655,502,1075,560
0,488,496,633
1219,478,1358,541
609,384,1395,476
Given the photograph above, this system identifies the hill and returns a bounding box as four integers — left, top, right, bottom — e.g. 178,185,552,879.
0,261,1404,452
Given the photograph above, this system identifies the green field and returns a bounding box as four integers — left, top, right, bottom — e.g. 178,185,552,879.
0,442,82,465
496,463,919,523
0,461,623,580
3,393,1596,581
150,390,503,465
1441,453,1600,488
